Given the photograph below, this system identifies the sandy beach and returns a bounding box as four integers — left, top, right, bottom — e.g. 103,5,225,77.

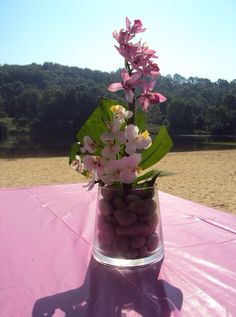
0,150,235,214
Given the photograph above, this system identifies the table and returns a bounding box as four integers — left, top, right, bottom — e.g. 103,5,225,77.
0,183,235,316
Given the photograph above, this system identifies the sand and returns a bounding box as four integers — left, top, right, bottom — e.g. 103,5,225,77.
0,150,235,214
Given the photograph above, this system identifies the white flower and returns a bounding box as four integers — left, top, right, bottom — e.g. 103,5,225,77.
110,104,133,122
124,124,152,155
70,155,84,173
80,136,96,153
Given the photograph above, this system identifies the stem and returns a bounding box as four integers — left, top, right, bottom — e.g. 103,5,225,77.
122,60,136,190
128,95,135,125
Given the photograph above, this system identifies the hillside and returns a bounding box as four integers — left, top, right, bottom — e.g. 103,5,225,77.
0,63,235,145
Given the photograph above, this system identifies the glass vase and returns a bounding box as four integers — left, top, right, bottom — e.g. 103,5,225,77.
93,185,164,268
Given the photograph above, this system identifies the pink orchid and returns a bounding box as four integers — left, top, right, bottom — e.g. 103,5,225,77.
100,118,125,144
112,18,146,46
138,80,166,111
83,155,97,171
131,45,157,67
108,69,141,103
119,153,141,184
116,42,156,71
102,159,124,185
101,140,120,159
83,155,106,178
126,17,146,34
80,136,96,153
142,61,160,79
112,30,132,45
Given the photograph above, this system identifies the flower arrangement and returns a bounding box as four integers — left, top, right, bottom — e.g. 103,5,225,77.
70,17,173,190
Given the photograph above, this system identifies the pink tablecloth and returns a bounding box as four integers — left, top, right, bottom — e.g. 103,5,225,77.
0,183,235,317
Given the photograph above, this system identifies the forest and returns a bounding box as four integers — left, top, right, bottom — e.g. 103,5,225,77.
0,63,236,146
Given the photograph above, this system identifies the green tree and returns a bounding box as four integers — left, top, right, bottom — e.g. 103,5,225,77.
167,98,194,132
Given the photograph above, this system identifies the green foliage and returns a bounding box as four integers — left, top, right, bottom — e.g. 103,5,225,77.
0,64,235,138
167,98,194,132
69,142,80,165
134,109,145,131
134,169,161,187
140,126,173,170
0,121,7,140
76,98,117,154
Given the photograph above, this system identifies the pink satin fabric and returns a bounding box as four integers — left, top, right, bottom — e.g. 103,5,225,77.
0,184,235,316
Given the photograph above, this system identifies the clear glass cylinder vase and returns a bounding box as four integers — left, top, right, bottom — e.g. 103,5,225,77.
93,185,164,268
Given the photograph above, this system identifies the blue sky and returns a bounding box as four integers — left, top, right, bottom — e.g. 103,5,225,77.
0,0,236,82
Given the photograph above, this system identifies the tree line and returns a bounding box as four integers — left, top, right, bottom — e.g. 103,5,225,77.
0,63,235,143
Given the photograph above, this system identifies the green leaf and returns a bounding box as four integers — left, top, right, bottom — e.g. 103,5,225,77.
134,169,161,185
69,142,80,165
134,109,146,132
76,97,118,153
140,126,173,170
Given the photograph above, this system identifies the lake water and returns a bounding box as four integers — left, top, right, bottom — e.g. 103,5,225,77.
0,134,236,158
171,134,236,152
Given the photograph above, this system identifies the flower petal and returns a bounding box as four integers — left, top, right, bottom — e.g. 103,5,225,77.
125,124,139,140
125,141,137,155
124,90,134,103
108,82,123,92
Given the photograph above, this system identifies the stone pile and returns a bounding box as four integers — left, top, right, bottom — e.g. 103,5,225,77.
96,187,160,259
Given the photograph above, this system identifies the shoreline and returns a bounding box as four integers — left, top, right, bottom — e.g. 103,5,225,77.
1,149,235,214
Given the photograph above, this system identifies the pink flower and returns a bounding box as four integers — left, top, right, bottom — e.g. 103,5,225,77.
100,118,125,144
112,18,146,45
83,155,106,178
119,153,141,184
142,61,160,79
80,136,96,153
83,155,97,170
101,140,120,159
112,30,132,45
138,80,166,111
131,45,157,68
102,154,141,184
116,42,156,71
102,159,124,184
126,17,146,35
108,69,141,103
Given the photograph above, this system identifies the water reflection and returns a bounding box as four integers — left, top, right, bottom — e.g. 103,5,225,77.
0,134,236,158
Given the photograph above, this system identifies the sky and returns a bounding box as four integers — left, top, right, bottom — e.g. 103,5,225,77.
0,0,236,82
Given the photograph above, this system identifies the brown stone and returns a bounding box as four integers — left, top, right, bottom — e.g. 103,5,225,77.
146,233,159,251
131,236,146,249
99,198,113,216
114,209,137,226
116,223,151,237
113,236,130,253
128,199,147,214
99,222,115,246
